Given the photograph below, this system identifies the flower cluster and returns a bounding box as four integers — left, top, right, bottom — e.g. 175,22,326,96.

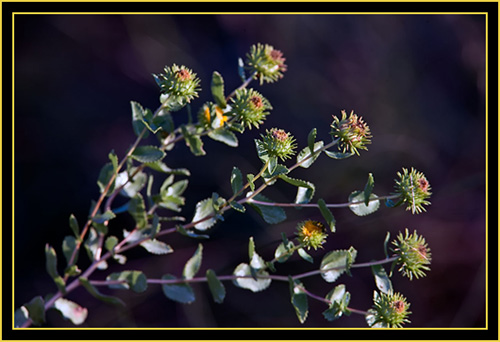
153,64,201,110
393,167,432,214
296,220,328,250
391,228,431,280
245,43,287,85
330,110,372,155
229,88,272,129
258,128,297,161
366,290,411,328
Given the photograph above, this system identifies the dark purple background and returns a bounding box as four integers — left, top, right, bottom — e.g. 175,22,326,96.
14,14,486,328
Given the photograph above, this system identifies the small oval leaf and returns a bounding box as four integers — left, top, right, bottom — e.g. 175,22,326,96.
161,274,196,304
206,269,226,304
131,145,166,163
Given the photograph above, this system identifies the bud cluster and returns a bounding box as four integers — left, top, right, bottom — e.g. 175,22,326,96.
259,128,297,161
153,64,201,110
245,43,287,85
367,290,411,328
229,88,272,129
391,228,431,280
296,220,328,250
393,167,432,214
330,110,372,155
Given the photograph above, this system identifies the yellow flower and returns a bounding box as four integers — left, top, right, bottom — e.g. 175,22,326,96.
296,220,328,250
203,104,228,128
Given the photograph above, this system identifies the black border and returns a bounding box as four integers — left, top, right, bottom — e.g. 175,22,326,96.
3,1,498,340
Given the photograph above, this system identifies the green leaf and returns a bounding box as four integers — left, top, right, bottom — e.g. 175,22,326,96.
320,247,357,283
248,237,266,270
317,198,336,232
64,265,82,277
140,239,174,255
192,198,216,231
144,161,190,176
156,108,175,133
307,128,317,153
363,173,375,206
206,269,226,303
53,298,88,325
45,244,66,294
232,263,271,292
230,167,243,195
128,194,148,229
183,244,203,280
131,101,150,137
230,201,246,213
255,139,269,163
274,240,295,263
289,277,308,324
104,236,118,253
181,125,206,156
247,173,255,192
108,151,119,173
268,156,278,175
23,296,46,326
279,175,315,204
323,284,351,321
295,185,315,205
131,145,166,163
92,210,116,224
247,193,286,224
263,164,289,179
84,228,108,270
371,264,393,294
62,236,78,266
348,191,380,216
208,128,238,147
14,306,29,327
106,270,148,293
298,248,313,263
323,150,354,160
161,274,196,304
297,141,324,168
176,225,210,239
115,170,148,198
69,214,80,238
79,277,125,307
211,71,227,109
97,162,115,195
383,232,391,259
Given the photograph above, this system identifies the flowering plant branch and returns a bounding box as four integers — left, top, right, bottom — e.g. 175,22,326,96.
16,43,432,329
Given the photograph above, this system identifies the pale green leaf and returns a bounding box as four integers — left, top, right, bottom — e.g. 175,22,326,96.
348,191,380,216
53,298,88,325
192,198,216,231
232,263,271,292
183,244,203,280
320,247,357,283
289,277,308,324
208,128,238,147
297,141,324,168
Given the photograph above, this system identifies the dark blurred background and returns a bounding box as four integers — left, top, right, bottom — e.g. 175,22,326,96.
14,14,487,328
